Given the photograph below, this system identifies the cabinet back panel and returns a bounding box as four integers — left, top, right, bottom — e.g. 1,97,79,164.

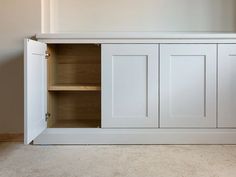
57,64,100,84
48,92,101,128
56,44,101,62
55,92,100,120
47,44,101,128
49,44,101,85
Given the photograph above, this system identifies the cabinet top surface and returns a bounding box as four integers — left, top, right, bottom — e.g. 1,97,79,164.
36,32,236,43
37,32,236,39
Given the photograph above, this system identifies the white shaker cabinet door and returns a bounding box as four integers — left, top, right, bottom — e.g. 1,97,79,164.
102,44,158,128
160,44,217,128
24,39,47,144
218,44,236,128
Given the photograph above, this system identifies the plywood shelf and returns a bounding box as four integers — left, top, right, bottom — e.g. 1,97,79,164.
48,84,101,91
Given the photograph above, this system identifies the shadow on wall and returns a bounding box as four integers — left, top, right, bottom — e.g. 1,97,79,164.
0,54,24,133
210,0,236,32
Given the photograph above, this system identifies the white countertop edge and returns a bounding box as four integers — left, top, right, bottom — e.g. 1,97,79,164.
36,32,236,39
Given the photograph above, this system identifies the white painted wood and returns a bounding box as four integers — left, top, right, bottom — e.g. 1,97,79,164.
102,44,158,128
37,39,236,45
41,0,55,33
160,44,217,128
33,128,236,145
36,32,236,40
41,0,49,33
36,33,236,44
218,44,236,128
24,39,47,144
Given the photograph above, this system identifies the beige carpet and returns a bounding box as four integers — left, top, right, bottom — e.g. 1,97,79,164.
0,143,236,177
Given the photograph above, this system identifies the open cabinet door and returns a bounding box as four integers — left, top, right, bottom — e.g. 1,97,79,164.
24,39,47,144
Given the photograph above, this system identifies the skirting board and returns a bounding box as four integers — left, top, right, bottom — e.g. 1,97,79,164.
33,128,236,145
0,133,23,142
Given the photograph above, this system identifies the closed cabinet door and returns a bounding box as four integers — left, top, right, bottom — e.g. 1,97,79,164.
160,44,217,128
102,44,158,128
218,44,236,128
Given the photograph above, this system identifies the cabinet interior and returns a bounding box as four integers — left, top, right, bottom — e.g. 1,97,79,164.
47,44,101,128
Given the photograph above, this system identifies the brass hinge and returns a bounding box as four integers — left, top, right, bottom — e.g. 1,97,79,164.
45,112,51,121
45,51,50,59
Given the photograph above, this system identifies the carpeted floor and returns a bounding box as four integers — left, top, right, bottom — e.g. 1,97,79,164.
0,143,235,177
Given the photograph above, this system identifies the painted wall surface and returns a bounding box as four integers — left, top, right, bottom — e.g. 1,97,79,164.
0,0,41,133
51,0,236,32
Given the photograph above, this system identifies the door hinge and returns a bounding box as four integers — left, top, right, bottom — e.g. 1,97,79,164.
45,51,50,59
45,112,51,121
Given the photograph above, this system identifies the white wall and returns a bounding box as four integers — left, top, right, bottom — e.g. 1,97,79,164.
48,0,236,32
0,0,41,133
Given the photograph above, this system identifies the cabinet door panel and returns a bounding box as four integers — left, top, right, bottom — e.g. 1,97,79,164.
102,44,158,128
218,44,236,128
24,39,47,144
160,44,217,128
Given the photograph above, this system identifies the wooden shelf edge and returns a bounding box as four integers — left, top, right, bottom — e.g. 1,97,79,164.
48,85,101,91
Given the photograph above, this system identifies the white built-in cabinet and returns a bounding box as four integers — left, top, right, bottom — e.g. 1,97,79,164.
24,33,236,144
160,44,217,128
102,44,158,128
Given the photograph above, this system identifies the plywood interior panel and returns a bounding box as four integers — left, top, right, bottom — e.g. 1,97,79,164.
47,92,57,128
47,44,101,128
51,120,100,128
48,84,101,91
48,92,101,128
47,45,57,127
53,44,101,85
56,64,100,84
47,45,57,86
57,92,101,120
